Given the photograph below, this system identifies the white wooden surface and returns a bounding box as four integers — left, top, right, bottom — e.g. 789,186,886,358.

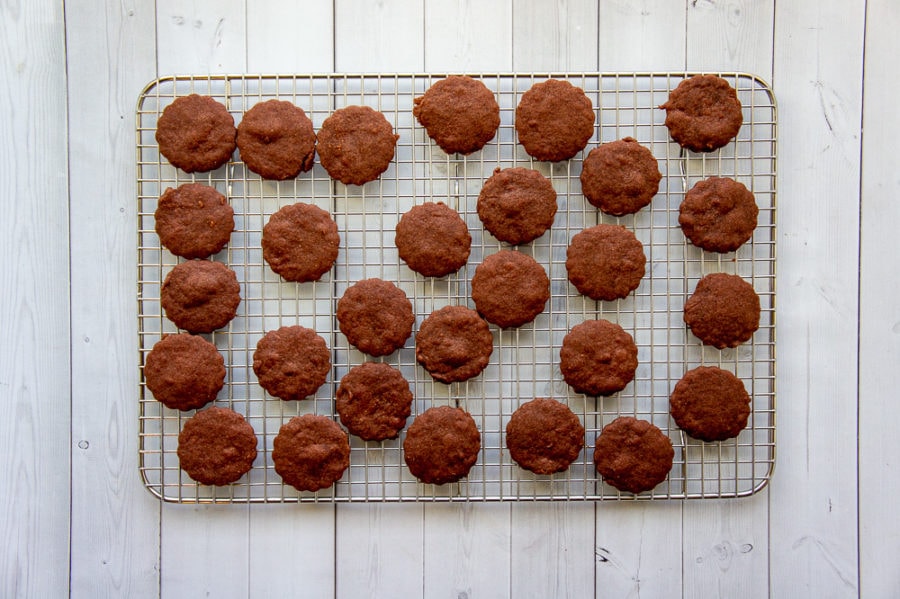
3,0,895,596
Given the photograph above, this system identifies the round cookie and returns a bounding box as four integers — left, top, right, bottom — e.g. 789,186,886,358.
154,183,234,259
505,398,585,475
160,260,241,333
236,99,316,180
252,325,331,401
272,414,350,492
476,167,558,245
566,224,646,301
413,75,500,155
580,137,662,216
683,273,760,349
470,250,550,328
403,406,481,485
336,278,414,356
144,333,225,411
336,362,414,441
670,366,751,442
262,202,340,283
560,319,638,396
317,105,399,185
515,79,595,162
395,202,472,277
415,306,493,383
177,407,257,486
679,177,759,252
594,416,673,494
660,74,743,152
155,94,236,173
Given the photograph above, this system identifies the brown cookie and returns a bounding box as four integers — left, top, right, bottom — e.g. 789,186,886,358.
660,75,743,152
505,398,585,475
236,99,316,180
154,183,234,259
262,202,340,283
177,407,257,486
336,362,414,441
683,273,760,349
477,167,558,245
413,75,500,155
155,94,236,173
580,137,662,216
560,319,638,396
272,414,350,492
679,177,759,252
395,202,472,277
416,306,493,383
160,260,241,333
470,250,550,328
515,79,595,162
566,224,646,301
252,325,331,401
670,366,751,442
144,333,225,411
594,416,673,494
317,105,399,185
337,278,415,356
403,406,481,485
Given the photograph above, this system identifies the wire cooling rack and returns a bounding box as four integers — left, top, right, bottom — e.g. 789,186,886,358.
136,72,776,503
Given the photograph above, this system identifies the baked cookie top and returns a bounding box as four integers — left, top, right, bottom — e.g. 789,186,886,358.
476,167,558,245
670,366,751,442
413,75,500,155
506,398,585,475
177,407,257,486
144,333,225,411
155,183,234,259
679,177,759,252
515,79,595,162
336,362,414,441
560,319,638,396
337,278,415,356
470,250,550,329
403,406,481,485
415,305,493,383
236,99,316,180
252,325,331,401
395,202,472,277
660,74,743,152
594,416,673,494
566,224,646,301
272,414,350,492
160,260,241,333
156,94,236,173
262,202,340,283
580,137,661,216
683,273,760,349
317,105,399,185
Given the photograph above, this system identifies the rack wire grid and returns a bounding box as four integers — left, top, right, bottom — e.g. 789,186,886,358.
136,72,776,504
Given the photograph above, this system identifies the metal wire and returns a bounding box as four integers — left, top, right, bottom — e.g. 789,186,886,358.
136,72,777,503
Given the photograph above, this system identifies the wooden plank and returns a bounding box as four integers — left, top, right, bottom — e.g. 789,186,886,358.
66,0,161,596
246,0,334,73
769,0,864,596
597,0,686,71
512,0,598,72
686,0,775,77
0,1,70,597
424,0,512,72
334,0,425,72
156,0,247,74
859,2,900,596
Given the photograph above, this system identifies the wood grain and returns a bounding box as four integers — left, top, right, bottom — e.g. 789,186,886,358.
156,0,247,74
424,0,512,72
247,0,334,73
334,0,425,72
512,0,598,72
686,0,775,77
598,0,686,71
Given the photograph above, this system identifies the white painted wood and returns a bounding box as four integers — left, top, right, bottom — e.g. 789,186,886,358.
512,0,599,72
769,0,864,596
334,0,425,72
597,0,686,71
424,0,512,72
859,2,900,597
686,0,775,77
247,0,335,73
66,0,161,596
0,1,70,597
156,0,247,74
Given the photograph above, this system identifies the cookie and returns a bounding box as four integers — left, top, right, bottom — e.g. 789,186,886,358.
143,333,225,411
317,105,399,185
236,99,316,180
515,79,595,162
476,167,558,245
252,325,331,401
336,278,414,356
336,362,413,441
679,177,759,252
262,202,340,283
579,137,662,216
403,406,481,485
415,306,493,383
660,74,743,152
155,94,236,173
413,75,500,155
683,273,760,349
177,407,257,486
670,366,751,442
160,260,241,333
594,416,673,494
470,250,550,328
272,414,350,492
566,224,646,301
505,398,585,475
395,202,472,277
154,183,234,259
560,319,638,396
